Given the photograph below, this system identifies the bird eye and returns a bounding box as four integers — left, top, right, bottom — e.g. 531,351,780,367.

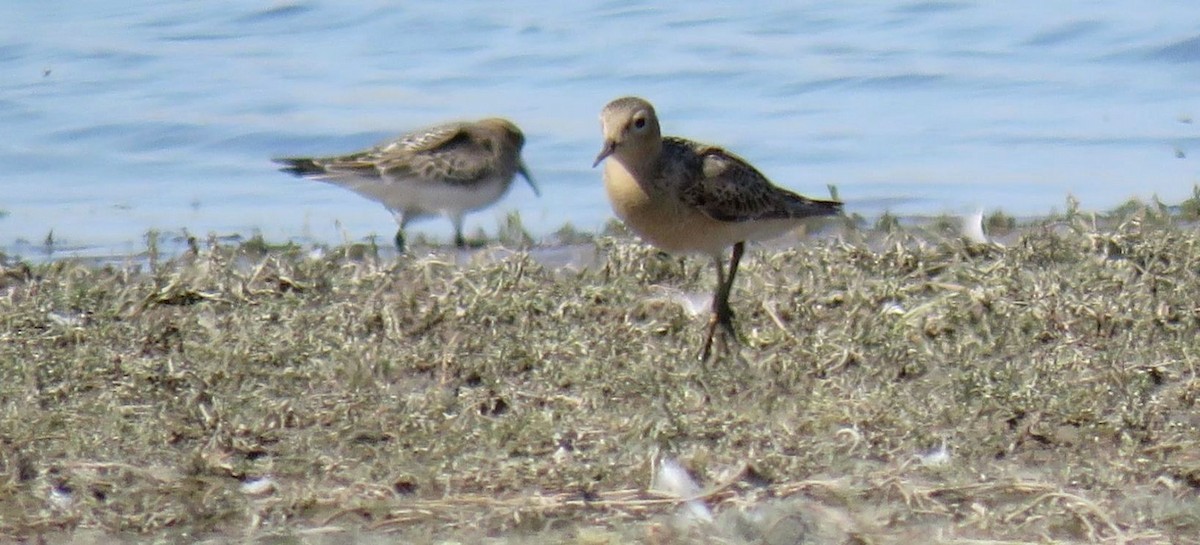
633,117,646,130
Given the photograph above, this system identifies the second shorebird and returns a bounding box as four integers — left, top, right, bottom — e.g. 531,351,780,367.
594,97,843,361
275,118,538,251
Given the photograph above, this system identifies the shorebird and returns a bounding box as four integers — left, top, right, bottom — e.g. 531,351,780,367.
593,97,843,361
274,118,538,251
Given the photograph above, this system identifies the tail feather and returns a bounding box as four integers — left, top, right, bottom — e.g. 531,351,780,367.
787,194,844,219
273,157,327,177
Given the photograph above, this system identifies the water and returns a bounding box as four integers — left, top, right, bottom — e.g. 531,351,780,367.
2,1,1198,258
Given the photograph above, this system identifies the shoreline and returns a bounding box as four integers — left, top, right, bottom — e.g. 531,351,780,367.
6,189,1199,267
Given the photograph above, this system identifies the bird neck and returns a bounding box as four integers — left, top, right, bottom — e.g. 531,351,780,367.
615,138,662,179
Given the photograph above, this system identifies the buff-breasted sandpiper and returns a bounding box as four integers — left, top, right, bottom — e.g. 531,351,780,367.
593,97,843,361
274,118,538,251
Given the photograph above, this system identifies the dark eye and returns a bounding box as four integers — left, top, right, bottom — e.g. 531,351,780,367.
634,117,646,129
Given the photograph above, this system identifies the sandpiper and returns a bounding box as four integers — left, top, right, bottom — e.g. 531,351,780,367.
593,97,843,361
274,118,538,251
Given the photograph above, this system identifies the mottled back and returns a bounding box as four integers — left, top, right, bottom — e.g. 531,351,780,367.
660,137,842,223
275,118,528,189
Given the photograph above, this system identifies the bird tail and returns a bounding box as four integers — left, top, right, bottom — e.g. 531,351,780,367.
787,195,844,218
272,157,327,177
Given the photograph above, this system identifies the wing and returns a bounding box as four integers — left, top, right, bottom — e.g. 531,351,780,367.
375,121,469,155
375,129,494,186
667,137,842,222
274,122,472,180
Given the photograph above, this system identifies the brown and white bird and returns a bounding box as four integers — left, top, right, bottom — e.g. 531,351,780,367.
594,97,842,361
274,118,538,251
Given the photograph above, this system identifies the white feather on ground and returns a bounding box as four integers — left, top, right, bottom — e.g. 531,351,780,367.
963,209,989,244
653,458,713,523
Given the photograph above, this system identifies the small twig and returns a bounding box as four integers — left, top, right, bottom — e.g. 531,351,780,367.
761,301,800,343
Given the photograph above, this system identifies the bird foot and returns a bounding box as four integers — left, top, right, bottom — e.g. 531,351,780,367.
697,309,740,363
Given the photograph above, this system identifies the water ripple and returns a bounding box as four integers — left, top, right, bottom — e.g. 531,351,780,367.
1024,20,1103,47
893,1,971,15
49,122,212,153
1146,34,1200,63
233,2,314,24
0,43,29,63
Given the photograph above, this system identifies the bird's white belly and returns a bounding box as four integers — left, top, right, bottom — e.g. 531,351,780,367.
323,174,511,215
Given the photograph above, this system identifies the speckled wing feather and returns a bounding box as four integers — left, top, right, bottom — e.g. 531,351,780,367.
276,122,494,185
383,121,468,154
665,137,842,223
375,128,496,187
305,122,478,182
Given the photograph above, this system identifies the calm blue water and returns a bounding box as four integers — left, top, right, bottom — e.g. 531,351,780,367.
2,1,1198,258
